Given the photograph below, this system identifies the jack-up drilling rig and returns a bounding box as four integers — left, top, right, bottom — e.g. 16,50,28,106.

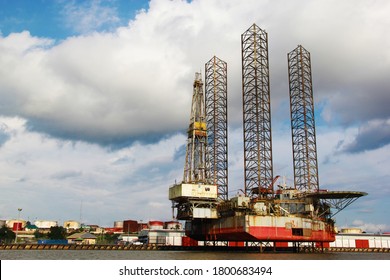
169,24,366,247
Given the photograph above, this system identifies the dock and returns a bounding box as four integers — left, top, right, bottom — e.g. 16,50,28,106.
0,243,158,250
1,243,389,252
325,247,390,253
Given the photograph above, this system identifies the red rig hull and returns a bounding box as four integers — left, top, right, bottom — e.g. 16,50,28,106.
185,214,335,242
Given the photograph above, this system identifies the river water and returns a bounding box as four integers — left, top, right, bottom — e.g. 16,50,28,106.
1,250,389,260
2,250,390,280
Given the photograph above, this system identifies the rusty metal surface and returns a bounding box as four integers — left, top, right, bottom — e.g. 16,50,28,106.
186,214,335,242
205,56,228,201
241,24,274,199
288,45,319,192
172,73,219,220
183,73,208,184
302,190,368,217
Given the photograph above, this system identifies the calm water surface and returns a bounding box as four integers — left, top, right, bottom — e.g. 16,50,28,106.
1,250,389,260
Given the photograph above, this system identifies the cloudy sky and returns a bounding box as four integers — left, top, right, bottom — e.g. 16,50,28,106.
0,0,389,232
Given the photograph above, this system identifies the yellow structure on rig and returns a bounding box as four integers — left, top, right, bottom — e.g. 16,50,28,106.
169,73,218,220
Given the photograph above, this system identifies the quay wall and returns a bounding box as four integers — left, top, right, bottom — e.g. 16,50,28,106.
1,243,390,253
0,244,158,250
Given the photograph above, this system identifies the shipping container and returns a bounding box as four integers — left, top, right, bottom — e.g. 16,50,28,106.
38,239,68,245
182,236,198,247
274,242,289,248
12,222,23,231
229,241,245,247
355,239,369,248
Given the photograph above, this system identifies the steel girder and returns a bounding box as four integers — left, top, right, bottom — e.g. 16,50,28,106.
288,45,319,192
183,73,208,184
241,24,274,198
205,56,229,201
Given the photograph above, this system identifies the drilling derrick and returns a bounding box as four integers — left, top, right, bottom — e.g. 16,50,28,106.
288,45,319,192
169,73,218,220
170,24,367,245
183,72,208,184
205,56,228,201
241,24,274,199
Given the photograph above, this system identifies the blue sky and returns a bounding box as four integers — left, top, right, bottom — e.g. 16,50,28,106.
0,0,389,233
0,0,149,38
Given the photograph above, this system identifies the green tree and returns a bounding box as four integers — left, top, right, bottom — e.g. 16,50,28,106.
34,230,46,239
99,233,120,244
47,226,67,240
0,225,16,244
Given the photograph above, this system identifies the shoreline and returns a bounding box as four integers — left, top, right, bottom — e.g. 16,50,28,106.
1,243,389,253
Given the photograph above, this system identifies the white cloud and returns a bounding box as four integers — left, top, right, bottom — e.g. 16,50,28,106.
61,0,121,34
0,0,389,146
0,1,390,147
0,116,185,226
351,220,389,233
337,119,390,153
0,0,389,230
0,27,192,144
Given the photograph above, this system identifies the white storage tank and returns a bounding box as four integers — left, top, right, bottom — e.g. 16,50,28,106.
34,220,58,229
148,221,164,230
341,228,362,234
6,220,27,229
114,221,124,228
63,220,81,230
165,221,182,230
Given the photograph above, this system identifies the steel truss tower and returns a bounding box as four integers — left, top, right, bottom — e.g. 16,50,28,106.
171,72,218,221
183,72,208,184
205,56,228,201
241,24,274,198
288,45,319,192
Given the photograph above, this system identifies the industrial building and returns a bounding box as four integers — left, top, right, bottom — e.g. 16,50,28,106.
138,221,185,246
34,220,58,229
67,232,97,245
332,229,390,249
63,220,81,231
